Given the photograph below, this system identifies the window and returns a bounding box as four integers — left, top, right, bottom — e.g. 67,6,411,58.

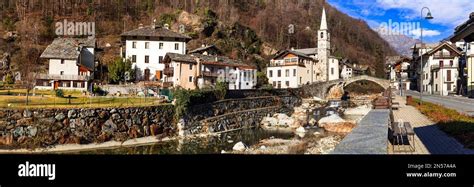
159,43,163,49
269,70,273,77
439,60,443,67
449,60,453,67
331,68,334,75
145,42,149,49
285,81,289,87
447,70,451,81
299,77,302,84
159,56,163,64
189,76,193,82
189,64,193,70
293,69,296,77
277,81,281,89
272,81,276,87
447,83,452,91
61,60,65,64
320,32,324,39
277,70,281,77
132,42,137,48
60,71,64,75
435,84,438,92
285,69,290,77
435,72,438,79
77,82,82,88
145,55,149,63
175,43,179,50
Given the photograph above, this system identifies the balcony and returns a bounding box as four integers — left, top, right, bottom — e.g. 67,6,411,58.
202,71,219,77
162,81,173,88
433,53,457,59
36,74,91,81
431,64,456,70
268,61,305,67
164,67,174,76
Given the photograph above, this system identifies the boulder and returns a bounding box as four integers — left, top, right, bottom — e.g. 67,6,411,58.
23,110,32,118
101,119,117,134
67,110,77,118
55,113,66,121
295,126,306,133
232,142,247,152
26,126,38,137
323,122,356,133
318,114,345,127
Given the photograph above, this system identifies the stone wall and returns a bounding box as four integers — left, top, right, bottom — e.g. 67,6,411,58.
0,105,174,149
180,95,301,135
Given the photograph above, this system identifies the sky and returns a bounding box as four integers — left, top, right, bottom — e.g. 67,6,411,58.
327,0,474,43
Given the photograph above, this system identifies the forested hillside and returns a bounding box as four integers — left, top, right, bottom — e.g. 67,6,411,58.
0,0,397,79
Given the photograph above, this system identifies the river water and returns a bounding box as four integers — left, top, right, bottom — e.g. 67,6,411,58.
73,128,297,154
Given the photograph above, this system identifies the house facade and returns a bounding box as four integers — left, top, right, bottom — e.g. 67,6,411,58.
163,53,257,90
121,22,191,82
35,37,96,91
340,60,353,79
450,13,474,97
267,50,318,89
417,42,462,96
385,56,411,90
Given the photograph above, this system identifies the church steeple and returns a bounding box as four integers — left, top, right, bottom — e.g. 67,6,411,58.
320,8,328,30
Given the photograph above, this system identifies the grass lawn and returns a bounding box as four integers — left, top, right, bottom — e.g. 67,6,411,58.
409,98,474,149
0,89,168,109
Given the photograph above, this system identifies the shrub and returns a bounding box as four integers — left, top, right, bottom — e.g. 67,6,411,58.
55,89,64,97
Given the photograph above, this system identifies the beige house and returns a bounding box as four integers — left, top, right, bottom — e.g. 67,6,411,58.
163,53,257,90
267,50,318,89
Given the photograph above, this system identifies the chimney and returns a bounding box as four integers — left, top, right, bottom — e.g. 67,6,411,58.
152,19,157,29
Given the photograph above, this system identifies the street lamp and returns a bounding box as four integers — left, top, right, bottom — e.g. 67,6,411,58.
419,7,433,105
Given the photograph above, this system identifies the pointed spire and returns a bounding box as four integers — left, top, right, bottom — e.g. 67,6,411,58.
320,8,328,30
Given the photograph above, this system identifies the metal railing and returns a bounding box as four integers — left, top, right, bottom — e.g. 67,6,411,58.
36,74,91,81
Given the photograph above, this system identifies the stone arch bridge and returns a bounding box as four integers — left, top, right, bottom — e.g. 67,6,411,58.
300,75,390,99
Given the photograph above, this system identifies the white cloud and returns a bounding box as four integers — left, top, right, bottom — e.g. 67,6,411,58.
409,28,441,39
376,0,474,27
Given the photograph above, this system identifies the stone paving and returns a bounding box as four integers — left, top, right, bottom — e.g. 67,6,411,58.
389,95,474,154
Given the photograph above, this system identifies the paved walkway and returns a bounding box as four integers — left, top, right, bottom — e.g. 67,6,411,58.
388,94,474,154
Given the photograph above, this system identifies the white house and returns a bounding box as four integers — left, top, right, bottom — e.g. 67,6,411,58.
267,50,318,89
266,8,339,88
163,53,257,90
121,22,191,81
35,37,96,91
418,42,462,96
340,61,353,79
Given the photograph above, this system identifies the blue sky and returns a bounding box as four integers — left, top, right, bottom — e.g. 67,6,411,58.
327,0,474,43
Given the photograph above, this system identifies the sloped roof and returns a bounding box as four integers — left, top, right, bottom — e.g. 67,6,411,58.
424,42,462,56
189,45,221,54
272,49,315,60
40,38,96,60
164,53,255,69
293,48,318,55
121,26,191,41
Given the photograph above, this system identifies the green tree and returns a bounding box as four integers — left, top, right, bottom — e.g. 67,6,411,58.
5,73,14,84
108,57,133,84
214,81,228,100
256,71,268,88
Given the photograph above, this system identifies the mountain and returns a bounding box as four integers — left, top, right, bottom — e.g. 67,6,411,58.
376,28,419,57
0,0,397,78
